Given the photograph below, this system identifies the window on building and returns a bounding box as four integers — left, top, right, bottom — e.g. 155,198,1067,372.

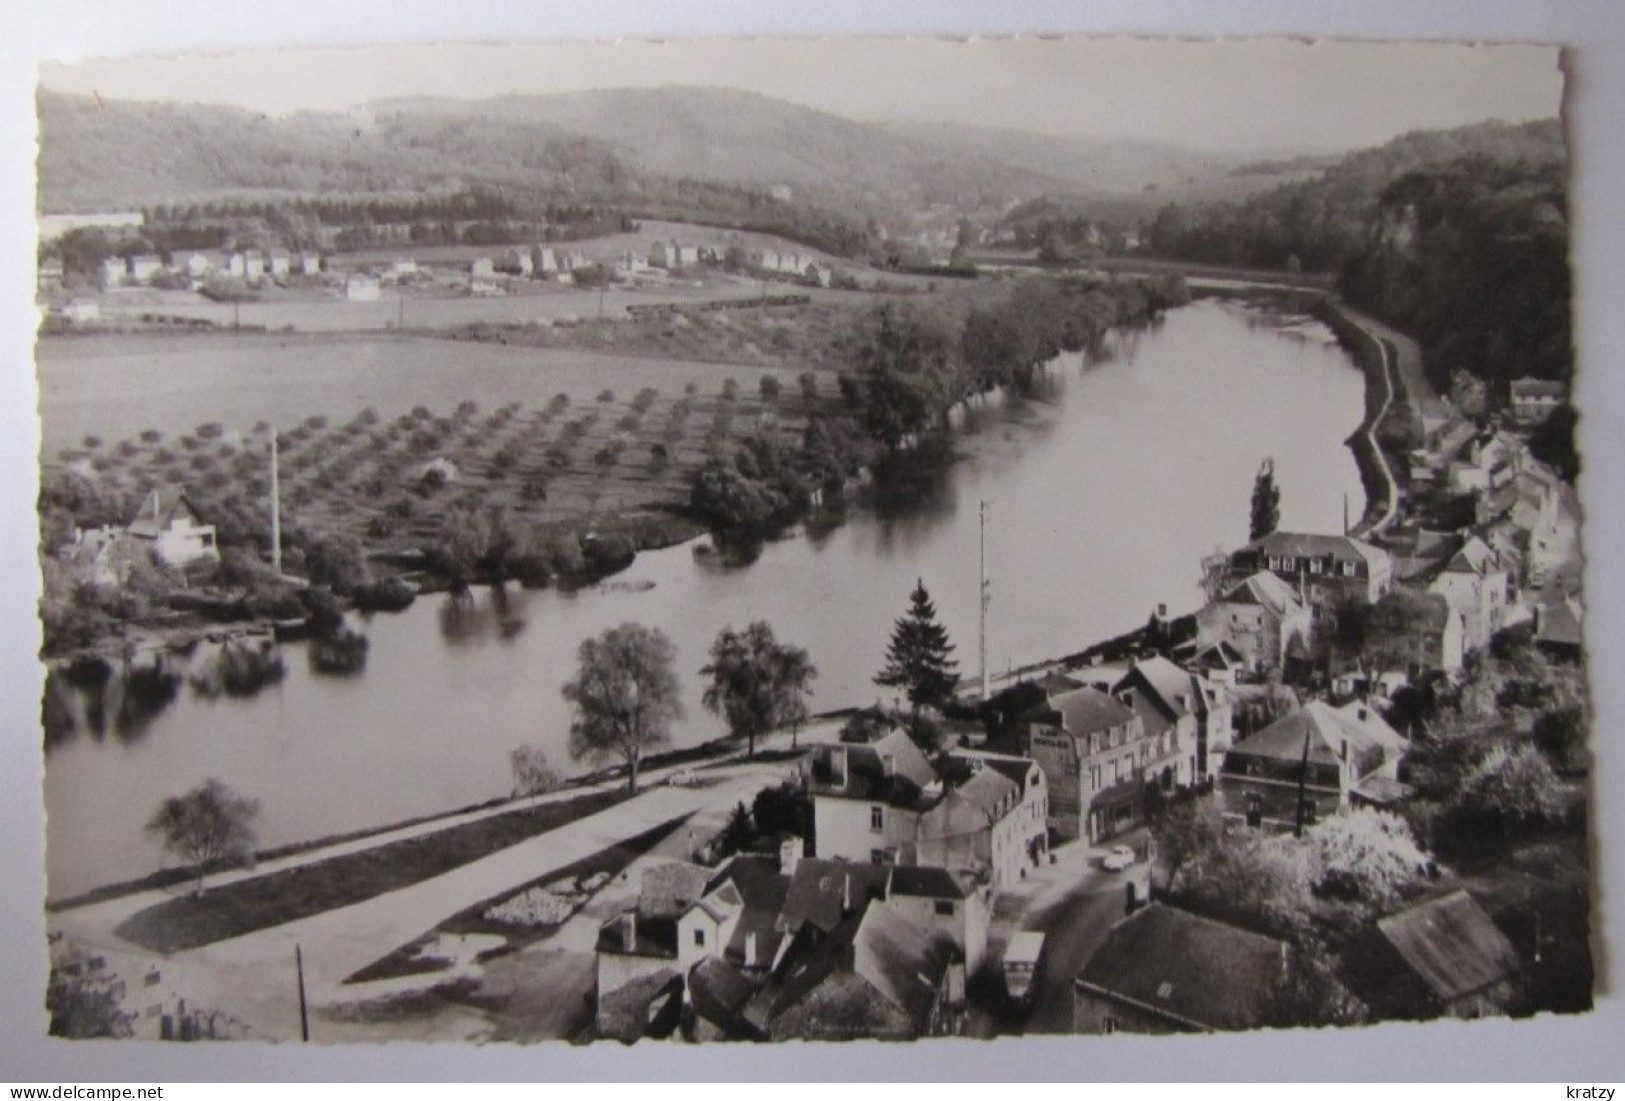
1102,1016,1120,1035
870,805,884,832
693,928,706,947
934,901,955,917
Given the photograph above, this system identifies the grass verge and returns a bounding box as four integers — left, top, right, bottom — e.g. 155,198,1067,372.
113,789,627,953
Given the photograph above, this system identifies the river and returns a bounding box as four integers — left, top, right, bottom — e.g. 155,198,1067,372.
42,298,1366,899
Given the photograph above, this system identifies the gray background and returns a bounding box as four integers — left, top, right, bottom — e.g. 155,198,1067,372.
2,0,1622,1081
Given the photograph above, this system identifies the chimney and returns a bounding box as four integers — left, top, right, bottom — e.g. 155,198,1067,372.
1339,738,1349,762
842,873,854,915
880,753,895,777
149,488,160,517
744,931,759,969
1356,704,1368,722
779,836,803,875
626,910,637,947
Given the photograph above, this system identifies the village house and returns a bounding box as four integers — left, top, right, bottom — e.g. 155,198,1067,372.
1509,377,1567,426
1372,891,1521,1019
295,252,323,276
469,256,496,279
1534,596,1584,661
98,256,125,290
266,248,291,277
126,253,164,284
1448,429,1524,496
60,300,101,325
388,257,419,278
531,245,559,274
224,253,247,279
497,247,533,277
345,274,381,302
596,843,978,1042
1219,700,1409,825
1197,570,1313,673
168,250,217,283
1025,686,1149,842
1073,904,1346,1034
1425,535,1512,653
803,734,1048,887
242,251,267,280
124,488,220,568
1226,530,1394,605
1111,656,1201,790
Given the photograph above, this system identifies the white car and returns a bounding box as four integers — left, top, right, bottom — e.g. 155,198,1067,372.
1101,844,1137,871
666,768,698,787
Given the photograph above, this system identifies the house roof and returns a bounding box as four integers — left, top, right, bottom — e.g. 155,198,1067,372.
1245,531,1389,571
1076,904,1294,1032
1377,891,1520,1005
638,861,713,919
886,864,974,902
951,767,1021,820
1220,570,1306,617
953,751,1040,799
1192,641,1246,673
806,731,939,806
1227,700,1404,775
779,859,889,936
1032,685,1137,740
1537,598,1584,649
1117,656,1196,723
126,488,207,539
705,855,791,969
594,910,679,959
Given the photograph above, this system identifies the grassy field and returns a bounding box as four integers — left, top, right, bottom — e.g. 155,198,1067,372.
112,790,627,953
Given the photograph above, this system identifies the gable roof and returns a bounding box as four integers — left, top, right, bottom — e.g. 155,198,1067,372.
807,730,938,804
779,859,889,937
705,855,791,969
1117,656,1196,723
1228,700,1404,774
1032,685,1137,740
1076,904,1294,1032
638,861,713,919
1377,891,1520,1005
1441,536,1499,577
1220,571,1306,617
1245,531,1389,572
885,864,974,902
126,488,207,539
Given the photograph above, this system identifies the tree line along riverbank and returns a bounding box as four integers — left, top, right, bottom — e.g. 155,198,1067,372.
36,270,1191,665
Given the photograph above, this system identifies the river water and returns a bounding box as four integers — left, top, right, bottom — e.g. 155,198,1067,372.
43,298,1366,899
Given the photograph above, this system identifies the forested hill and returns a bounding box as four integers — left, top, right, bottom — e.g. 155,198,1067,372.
40,86,1072,223
1141,119,1564,274
37,90,633,210
364,86,1075,215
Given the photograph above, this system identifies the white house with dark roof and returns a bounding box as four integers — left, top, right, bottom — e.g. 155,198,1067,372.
1427,535,1512,653
804,733,1047,887
125,489,219,568
1026,685,1151,842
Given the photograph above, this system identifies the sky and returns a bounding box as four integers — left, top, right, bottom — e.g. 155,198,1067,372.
38,36,1563,154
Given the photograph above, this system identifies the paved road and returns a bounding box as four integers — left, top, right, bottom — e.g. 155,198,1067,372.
49,731,827,1040
1023,879,1136,1033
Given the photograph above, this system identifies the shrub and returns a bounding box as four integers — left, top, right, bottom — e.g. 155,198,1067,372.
759,375,782,402
510,745,560,797
597,389,616,404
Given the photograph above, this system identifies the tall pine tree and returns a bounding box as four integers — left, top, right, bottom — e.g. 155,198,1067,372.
1250,457,1281,542
874,579,960,728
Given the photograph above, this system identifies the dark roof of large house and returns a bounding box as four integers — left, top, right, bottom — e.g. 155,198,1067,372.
1119,656,1196,722
1076,904,1294,1032
1030,685,1137,740
1240,531,1389,571
706,855,791,969
1537,599,1584,650
886,864,974,901
1226,701,1404,775
1376,891,1520,1005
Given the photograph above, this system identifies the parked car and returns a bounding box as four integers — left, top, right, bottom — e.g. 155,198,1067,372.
666,768,698,787
1101,844,1136,871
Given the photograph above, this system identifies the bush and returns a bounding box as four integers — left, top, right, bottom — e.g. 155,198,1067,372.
1451,744,1568,838
510,745,560,797
597,389,616,404
351,577,416,613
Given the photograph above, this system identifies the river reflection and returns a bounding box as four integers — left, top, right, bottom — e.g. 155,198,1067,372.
44,298,1367,898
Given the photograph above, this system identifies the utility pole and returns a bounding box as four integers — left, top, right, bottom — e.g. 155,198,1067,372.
269,428,282,575
979,499,991,700
398,295,405,329
295,943,310,1042
1343,492,1350,537
1292,728,1313,838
